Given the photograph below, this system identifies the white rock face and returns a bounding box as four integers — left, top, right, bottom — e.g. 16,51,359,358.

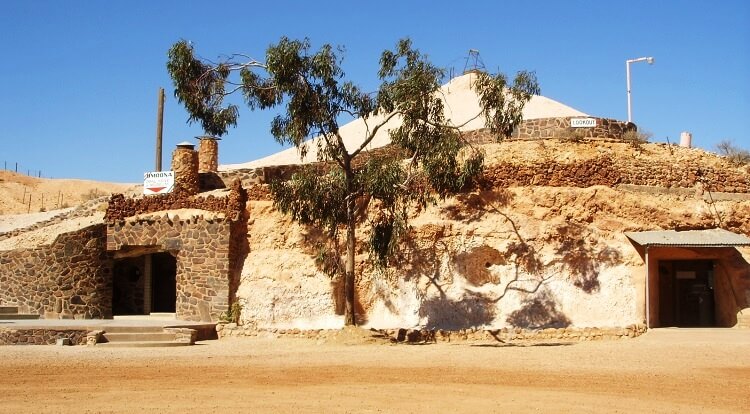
235,186,669,330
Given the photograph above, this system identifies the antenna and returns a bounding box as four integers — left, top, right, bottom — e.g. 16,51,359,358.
463,49,486,74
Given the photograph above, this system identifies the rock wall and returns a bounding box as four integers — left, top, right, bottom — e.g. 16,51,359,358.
105,178,246,222
0,328,89,345
515,117,635,140
107,214,233,322
483,156,750,193
218,324,649,342
235,185,750,331
0,225,112,319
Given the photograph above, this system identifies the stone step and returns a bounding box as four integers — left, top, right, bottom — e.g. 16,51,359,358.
101,326,168,333
0,306,19,314
102,332,177,342
0,314,39,320
95,341,191,348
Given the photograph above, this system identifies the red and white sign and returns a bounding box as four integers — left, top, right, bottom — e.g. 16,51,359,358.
143,171,174,195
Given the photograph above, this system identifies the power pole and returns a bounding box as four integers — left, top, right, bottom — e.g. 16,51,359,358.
155,87,165,171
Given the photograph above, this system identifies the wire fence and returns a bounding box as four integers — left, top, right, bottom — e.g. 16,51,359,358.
3,160,44,178
2,161,69,213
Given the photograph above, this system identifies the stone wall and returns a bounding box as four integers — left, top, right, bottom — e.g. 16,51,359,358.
482,156,750,193
0,328,89,345
105,179,246,222
0,225,112,319
217,324,648,342
515,117,635,140
107,214,233,322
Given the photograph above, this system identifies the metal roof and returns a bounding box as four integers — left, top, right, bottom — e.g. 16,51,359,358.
625,228,750,248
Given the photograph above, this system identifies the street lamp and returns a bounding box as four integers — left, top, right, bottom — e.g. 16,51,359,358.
626,56,654,123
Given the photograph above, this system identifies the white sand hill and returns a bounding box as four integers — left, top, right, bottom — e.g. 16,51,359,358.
221,72,587,170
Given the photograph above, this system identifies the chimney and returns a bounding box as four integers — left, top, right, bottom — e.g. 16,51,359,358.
679,131,692,148
172,141,199,195
198,136,220,173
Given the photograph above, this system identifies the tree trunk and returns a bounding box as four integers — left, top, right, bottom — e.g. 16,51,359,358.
344,166,357,326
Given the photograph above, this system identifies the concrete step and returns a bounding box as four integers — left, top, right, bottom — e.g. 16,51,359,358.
102,332,177,342
95,341,191,348
0,306,19,314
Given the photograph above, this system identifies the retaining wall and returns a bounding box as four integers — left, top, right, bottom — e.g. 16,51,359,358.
0,328,89,345
0,225,112,319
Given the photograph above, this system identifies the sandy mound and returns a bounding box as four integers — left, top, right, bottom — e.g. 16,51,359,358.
0,170,135,215
221,72,587,170
0,212,104,250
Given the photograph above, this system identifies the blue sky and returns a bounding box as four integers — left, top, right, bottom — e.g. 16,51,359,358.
1,1,748,182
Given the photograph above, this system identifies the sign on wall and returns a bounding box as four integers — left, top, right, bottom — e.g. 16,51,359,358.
570,118,597,128
143,171,174,195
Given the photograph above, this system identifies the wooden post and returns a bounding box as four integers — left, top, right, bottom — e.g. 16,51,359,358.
27,193,31,213
155,87,165,171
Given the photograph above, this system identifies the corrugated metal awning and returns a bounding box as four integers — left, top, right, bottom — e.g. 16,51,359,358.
625,228,750,248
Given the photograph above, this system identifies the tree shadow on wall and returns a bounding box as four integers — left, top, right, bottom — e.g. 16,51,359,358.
506,289,572,329
297,224,371,325
419,290,497,330
440,189,514,223
549,223,623,294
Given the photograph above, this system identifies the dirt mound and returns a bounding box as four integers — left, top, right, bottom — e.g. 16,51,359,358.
0,170,135,215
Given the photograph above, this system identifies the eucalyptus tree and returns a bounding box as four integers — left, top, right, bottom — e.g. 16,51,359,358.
167,37,539,325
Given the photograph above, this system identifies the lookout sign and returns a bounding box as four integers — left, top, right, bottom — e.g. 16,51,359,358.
143,171,175,195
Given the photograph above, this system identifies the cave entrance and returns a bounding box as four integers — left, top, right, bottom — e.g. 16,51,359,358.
113,252,176,316
657,260,715,327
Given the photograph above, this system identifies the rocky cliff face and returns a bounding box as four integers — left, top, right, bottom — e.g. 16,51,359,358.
234,140,750,330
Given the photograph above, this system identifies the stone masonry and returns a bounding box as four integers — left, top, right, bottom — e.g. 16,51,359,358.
172,144,200,195
0,224,112,319
107,213,232,322
198,136,220,173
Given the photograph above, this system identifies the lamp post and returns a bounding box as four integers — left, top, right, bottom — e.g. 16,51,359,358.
626,56,654,123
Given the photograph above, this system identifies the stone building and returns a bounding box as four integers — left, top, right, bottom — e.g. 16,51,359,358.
1,139,247,322
2,72,750,333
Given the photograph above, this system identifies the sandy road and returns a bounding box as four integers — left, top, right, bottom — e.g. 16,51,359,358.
0,328,748,413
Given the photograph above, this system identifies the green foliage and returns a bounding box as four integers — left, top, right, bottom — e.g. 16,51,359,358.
269,166,347,233
220,302,242,324
716,140,750,166
166,40,241,136
167,36,539,325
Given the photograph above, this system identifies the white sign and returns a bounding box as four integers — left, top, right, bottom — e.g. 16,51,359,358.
143,171,174,195
570,118,597,128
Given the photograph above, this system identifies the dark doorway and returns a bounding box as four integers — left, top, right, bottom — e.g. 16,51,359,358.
112,257,145,315
658,260,715,327
151,252,176,313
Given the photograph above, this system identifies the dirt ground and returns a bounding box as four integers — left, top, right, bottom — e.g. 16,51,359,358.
0,328,747,413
